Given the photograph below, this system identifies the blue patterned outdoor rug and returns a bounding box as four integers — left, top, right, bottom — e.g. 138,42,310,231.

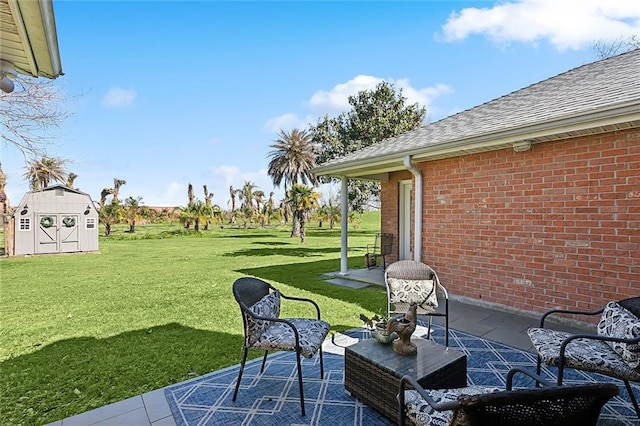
164,323,639,425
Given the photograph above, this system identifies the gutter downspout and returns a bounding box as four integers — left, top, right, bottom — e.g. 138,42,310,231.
339,176,349,275
403,155,422,262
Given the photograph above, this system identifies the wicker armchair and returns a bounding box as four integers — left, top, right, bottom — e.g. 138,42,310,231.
385,260,449,346
398,367,618,425
231,277,330,416
527,296,640,418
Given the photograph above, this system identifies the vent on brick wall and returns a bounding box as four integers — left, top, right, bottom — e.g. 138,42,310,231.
512,141,532,152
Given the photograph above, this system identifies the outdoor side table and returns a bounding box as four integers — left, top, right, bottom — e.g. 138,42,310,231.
344,337,467,422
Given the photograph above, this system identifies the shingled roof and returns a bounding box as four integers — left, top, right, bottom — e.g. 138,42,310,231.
313,48,640,180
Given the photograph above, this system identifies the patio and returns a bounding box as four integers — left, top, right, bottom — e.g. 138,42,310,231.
47,269,633,425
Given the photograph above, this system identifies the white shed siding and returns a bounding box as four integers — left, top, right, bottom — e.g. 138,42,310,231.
13,186,99,256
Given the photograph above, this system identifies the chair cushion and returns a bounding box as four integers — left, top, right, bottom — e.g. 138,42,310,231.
251,318,330,358
245,291,281,346
597,301,640,372
388,278,438,311
528,327,640,382
403,386,501,426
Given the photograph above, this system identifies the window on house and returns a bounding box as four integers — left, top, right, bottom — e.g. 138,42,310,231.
86,218,96,229
19,218,31,231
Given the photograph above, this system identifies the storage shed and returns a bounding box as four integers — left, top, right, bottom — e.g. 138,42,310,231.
9,185,99,256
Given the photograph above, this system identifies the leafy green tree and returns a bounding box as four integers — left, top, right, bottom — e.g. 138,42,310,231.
286,184,319,243
311,81,426,212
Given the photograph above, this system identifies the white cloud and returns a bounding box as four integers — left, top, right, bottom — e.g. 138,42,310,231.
211,165,285,201
264,75,451,133
440,0,640,51
101,87,137,108
264,113,308,133
308,75,384,111
395,79,452,109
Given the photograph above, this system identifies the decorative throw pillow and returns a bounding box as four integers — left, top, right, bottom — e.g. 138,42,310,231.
597,301,640,372
245,291,281,345
387,278,438,309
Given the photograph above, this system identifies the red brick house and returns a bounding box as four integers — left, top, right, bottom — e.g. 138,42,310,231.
313,49,640,316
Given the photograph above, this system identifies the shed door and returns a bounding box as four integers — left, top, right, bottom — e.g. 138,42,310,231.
60,215,80,252
37,214,59,254
36,214,81,254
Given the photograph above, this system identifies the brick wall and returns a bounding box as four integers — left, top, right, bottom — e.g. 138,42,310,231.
381,128,639,315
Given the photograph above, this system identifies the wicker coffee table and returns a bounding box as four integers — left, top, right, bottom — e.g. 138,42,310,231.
344,337,467,422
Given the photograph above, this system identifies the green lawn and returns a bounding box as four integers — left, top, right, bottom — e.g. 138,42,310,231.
0,213,386,425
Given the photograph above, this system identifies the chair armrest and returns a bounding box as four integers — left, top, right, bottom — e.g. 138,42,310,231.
559,332,640,356
242,308,302,345
556,332,640,384
398,375,460,413
280,293,322,320
539,307,604,328
505,367,554,390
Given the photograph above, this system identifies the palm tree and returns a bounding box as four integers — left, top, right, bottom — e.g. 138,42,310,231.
66,172,78,189
287,184,319,243
316,200,340,229
123,196,143,232
23,156,69,190
267,128,318,237
238,181,258,228
179,200,211,232
264,191,276,226
267,128,318,190
99,203,124,237
112,178,127,205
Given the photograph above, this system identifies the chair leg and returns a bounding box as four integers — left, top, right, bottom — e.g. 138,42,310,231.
444,301,449,347
260,350,269,373
319,347,324,379
232,347,249,402
534,356,543,387
624,380,640,418
426,316,432,340
295,349,306,416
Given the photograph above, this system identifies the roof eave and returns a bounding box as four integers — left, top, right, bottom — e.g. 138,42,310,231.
2,0,63,78
313,102,640,180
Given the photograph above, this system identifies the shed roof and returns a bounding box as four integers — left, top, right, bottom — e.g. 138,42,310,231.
313,48,640,180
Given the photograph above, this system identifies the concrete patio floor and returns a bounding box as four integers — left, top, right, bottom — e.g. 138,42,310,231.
47,268,593,426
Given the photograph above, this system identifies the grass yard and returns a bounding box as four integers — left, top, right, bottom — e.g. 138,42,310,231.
0,212,387,425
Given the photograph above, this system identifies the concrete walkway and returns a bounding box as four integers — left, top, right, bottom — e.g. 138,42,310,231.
48,268,592,426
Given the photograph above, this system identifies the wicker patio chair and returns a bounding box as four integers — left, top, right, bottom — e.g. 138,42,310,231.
398,367,619,425
527,296,640,418
231,277,330,416
385,260,449,346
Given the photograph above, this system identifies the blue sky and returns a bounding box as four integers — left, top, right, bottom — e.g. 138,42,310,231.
3,0,640,207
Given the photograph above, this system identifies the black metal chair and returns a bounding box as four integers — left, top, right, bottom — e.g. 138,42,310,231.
385,260,449,346
366,232,393,270
527,296,640,418
398,367,619,425
231,277,330,416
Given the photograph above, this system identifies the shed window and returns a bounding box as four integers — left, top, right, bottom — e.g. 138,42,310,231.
86,218,96,229
19,218,31,231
